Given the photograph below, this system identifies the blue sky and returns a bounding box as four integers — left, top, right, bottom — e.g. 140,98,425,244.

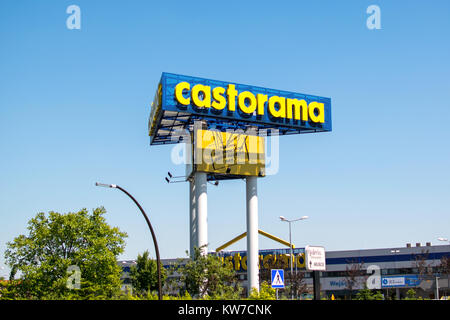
1,0,449,278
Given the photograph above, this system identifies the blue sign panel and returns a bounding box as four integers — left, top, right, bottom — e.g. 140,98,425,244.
149,73,332,145
381,275,420,288
271,269,285,288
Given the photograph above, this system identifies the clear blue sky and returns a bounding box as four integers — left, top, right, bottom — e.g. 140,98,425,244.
1,0,449,278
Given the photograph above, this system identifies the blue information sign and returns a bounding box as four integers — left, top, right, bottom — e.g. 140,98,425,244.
381,275,420,288
271,269,285,289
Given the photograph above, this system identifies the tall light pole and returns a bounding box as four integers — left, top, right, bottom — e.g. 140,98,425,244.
279,215,308,299
390,249,401,299
437,237,449,300
95,182,162,300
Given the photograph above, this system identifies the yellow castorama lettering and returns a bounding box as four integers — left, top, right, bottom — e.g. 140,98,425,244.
175,81,191,105
226,84,238,112
256,94,267,116
224,255,234,269
222,253,306,271
263,254,276,269
238,91,257,114
308,101,325,123
296,253,306,268
286,98,308,121
191,84,211,108
241,255,247,270
174,82,325,123
234,253,241,271
212,86,226,110
268,96,286,118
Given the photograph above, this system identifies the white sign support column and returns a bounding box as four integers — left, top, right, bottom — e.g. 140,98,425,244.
246,176,259,294
189,179,197,258
195,171,208,256
190,121,208,258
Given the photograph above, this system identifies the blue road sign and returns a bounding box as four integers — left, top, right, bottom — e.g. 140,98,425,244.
271,269,285,288
381,275,420,288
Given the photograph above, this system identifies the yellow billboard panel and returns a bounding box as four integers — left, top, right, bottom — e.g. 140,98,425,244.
194,129,265,177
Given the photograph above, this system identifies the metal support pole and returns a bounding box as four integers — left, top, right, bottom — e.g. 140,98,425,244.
189,179,197,258
246,176,259,295
313,270,321,300
195,171,208,256
436,276,440,300
114,185,162,300
289,221,293,299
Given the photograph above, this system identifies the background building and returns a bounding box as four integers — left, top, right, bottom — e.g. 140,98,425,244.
119,243,450,299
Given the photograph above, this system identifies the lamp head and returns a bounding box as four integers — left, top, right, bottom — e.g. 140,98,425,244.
95,182,117,188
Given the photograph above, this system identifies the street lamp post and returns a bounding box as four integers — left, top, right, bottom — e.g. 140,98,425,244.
279,215,308,299
95,182,162,300
437,237,449,299
390,249,401,299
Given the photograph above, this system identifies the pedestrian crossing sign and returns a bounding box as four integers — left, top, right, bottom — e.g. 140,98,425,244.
271,269,285,288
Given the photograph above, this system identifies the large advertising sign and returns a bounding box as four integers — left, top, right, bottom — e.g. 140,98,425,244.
149,73,332,145
219,248,306,272
193,128,266,177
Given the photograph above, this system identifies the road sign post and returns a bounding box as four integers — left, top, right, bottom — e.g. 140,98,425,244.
312,271,321,300
271,269,285,288
271,269,285,299
305,246,326,300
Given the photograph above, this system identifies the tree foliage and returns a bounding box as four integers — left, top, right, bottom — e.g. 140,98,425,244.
248,281,276,300
177,247,242,299
344,259,365,299
257,254,307,299
414,250,433,281
404,289,417,300
129,250,167,295
4,207,127,299
354,285,383,300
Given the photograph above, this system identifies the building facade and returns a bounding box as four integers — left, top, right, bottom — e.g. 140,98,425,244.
119,243,450,299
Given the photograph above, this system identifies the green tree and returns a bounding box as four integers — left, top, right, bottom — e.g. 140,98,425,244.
0,280,21,300
404,288,417,300
178,247,241,299
355,285,383,300
4,207,127,299
129,250,167,295
438,255,450,297
248,281,276,300
344,259,365,300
